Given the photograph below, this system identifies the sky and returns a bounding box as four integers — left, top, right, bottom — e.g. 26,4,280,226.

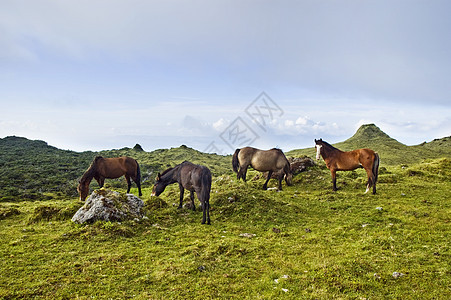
1,0,450,154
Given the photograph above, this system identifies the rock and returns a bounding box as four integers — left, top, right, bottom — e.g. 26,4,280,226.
71,189,144,224
252,156,316,181
288,156,316,174
392,272,405,279
198,265,206,272
239,233,256,238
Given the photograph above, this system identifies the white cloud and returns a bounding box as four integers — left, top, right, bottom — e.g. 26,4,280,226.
212,118,228,131
284,120,294,127
295,116,310,126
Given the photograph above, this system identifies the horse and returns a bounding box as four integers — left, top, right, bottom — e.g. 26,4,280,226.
151,161,212,225
232,147,293,190
314,139,380,194
77,156,142,201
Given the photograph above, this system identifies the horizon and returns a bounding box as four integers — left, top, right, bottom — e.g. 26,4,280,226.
1,1,450,153
2,123,449,155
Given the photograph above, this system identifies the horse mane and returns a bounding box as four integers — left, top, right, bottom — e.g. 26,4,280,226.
319,140,340,152
160,167,174,177
80,156,103,183
270,148,292,173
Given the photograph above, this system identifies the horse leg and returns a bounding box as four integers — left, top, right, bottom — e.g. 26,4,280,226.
190,190,196,211
277,173,284,191
238,165,248,182
262,171,273,190
364,168,373,194
178,184,184,209
99,177,105,188
133,176,142,196
331,170,338,191
198,192,210,225
243,167,248,181
125,175,132,193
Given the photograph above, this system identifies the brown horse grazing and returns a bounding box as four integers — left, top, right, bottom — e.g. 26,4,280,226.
77,156,142,201
232,147,293,190
151,161,212,225
315,139,380,194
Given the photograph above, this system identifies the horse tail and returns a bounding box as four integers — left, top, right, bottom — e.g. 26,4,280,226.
372,152,380,185
232,148,241,173
201,167,212,202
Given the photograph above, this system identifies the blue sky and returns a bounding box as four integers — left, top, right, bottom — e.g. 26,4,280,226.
1,0,450,154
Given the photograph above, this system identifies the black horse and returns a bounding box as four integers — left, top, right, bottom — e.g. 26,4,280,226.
151,161,212,225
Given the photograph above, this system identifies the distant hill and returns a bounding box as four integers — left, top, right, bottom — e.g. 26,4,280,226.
97,144,231,180
1,125,450,199
0,136,230,199
287,124,451,165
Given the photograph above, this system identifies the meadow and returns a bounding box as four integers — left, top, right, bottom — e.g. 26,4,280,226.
0,125,450,299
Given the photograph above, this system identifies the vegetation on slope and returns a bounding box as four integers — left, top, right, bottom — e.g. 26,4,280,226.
0,137,230,200
0,159,449,299
287,124,451,165
0,125,450,298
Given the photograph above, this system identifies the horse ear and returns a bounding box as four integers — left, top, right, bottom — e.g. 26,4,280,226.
315,139,317,143
156,173,161,181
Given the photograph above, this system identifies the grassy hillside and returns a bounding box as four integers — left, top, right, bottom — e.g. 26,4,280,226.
288,124,451,165
0,136,95,200
0,137,230,200
0,158,449,298
0,128,450,298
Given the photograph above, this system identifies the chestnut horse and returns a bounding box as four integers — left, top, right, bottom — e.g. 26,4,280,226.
77,156,142,201
315,139,380,194
151,161,212,225
232,147,293,190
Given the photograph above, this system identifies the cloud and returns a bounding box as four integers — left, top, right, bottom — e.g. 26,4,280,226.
179,115,214,136
2,0,450,105
1,1,450,153
212,118,229,131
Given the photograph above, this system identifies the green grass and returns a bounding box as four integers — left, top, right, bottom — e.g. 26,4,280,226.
1,159,449,299
1,126,450,298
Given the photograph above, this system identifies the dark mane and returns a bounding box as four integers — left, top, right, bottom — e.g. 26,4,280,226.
160,167,174,177
273,148,291,170
319,140,340,152
80,156,103,182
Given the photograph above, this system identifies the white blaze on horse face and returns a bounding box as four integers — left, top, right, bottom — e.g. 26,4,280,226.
315,145,322,160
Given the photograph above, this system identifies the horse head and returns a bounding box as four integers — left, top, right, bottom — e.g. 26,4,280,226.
77,180,90,201
285,172,293,186
315,139,323,160
151,173,166,197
